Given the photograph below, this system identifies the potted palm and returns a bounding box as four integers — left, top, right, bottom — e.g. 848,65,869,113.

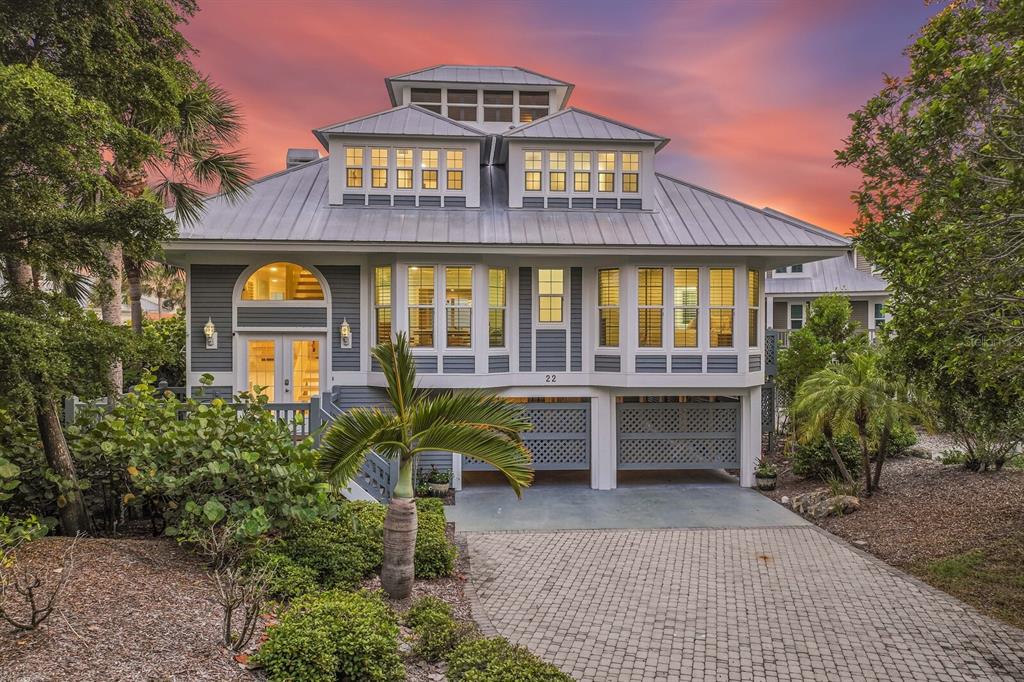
425,466,452,496
755,462,779,490
319,333,534,599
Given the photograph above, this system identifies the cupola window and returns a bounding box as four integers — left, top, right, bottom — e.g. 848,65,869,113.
241,263,324,301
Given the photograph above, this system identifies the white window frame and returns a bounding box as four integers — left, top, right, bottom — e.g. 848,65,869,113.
672,267,700,350
535,267,567,328
596,267,620,349
636,266,665,350
488,267,508,349
444,265,474,350
407,264,437,349
789,302,805,330
708,267,736,349
345,146,364,189
748,268,761,349
372,265,393,345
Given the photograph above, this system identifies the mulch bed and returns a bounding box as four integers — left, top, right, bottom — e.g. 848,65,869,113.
0,537,256,681
762,456,1024,627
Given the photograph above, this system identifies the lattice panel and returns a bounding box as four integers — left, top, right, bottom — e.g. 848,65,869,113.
761,382,776,432
618,438,739,468
617,406,727,434
524,407,588,434
524,439,589,467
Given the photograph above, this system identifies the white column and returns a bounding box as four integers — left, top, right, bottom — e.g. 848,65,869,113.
452,453,463,491
740,385,762,488
591,389,617,490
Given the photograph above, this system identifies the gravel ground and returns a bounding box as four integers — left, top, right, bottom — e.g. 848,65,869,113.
0,537,256,682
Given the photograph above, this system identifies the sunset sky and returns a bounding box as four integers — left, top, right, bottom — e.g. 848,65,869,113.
183,1,938,235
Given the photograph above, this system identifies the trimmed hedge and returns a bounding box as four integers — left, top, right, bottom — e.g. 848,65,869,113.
446,636,572,682
414,498,455,578
254,589,403,682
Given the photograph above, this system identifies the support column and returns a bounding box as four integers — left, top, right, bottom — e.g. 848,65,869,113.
590,390,616,490
740,385,762,487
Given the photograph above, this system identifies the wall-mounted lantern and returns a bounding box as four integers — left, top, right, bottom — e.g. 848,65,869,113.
339,318,352,349
203,317,218,350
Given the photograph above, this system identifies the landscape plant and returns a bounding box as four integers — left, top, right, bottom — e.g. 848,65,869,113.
446,636,573,682
319,333,533,598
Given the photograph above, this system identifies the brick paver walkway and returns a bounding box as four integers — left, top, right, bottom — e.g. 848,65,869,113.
465,527,1024,681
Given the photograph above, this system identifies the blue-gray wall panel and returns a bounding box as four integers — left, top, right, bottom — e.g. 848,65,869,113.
414,355,438,374
318,265,361,371
635,355,668,373
443,356,475,374
749,354,762,372
519,267,532,372
707,355,739,373
236,306,327,328
536,329,567,372
330,385,389,411
570,267,582,371
594,355,621,372
672,355,703,373
190,264,245,372
417,451,452,474
488,355,510,373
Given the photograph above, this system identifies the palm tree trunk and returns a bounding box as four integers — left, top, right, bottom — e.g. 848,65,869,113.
100,245,124,399
856,424,872,496
35,398,90,536
381,458,417,599
126,262,144,334
823,425,854,486
872,419,892,490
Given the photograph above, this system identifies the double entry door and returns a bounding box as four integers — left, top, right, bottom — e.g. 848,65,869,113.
244,334,323,403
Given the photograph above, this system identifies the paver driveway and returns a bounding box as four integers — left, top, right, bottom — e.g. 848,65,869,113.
464,527,1024,681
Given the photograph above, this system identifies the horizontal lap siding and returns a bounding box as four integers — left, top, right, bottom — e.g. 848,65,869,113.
329,385,389,411
414,356,438,374
707,355,739,373
672,355,702,373
594,355,621,372
488,355,510,373
319,265,361,371
570,267,582,372
749,354,762,372
417,451,453,473
536,329,567,372
443,356,475,374
236,307,327,327
635,355,667,373
191,265,245,372
519,268,532,372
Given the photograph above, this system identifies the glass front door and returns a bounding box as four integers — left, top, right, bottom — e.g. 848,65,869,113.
245,335,322,402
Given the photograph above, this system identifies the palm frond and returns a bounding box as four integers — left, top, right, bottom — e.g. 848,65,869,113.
409,389,532,437
154,179,204,227
319,407,404,488
412,422,534,496
371,332,418,418
191,150,252,200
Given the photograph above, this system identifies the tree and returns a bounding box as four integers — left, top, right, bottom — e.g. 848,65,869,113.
836,0,1024,405
794,352,894,496
776,294,867,403
319,334,534,598
143,263,185,315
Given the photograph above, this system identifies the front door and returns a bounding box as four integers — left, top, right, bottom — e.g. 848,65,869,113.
244,335,322,402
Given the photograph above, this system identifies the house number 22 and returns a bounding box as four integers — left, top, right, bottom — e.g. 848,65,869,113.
545,374,558,383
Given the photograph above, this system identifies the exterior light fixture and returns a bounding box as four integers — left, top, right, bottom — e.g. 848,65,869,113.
203,317,218,350
339,318,352,349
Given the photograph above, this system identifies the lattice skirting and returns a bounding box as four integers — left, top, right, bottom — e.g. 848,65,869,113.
464,401,591,471
616,403,740,470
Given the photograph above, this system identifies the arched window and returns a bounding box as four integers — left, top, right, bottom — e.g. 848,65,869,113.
241,262,324,301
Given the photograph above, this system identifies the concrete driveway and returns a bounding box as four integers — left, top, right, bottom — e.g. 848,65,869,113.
446,470,806,532
453,480,1024,681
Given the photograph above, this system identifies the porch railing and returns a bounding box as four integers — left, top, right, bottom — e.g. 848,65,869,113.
320,394,399,503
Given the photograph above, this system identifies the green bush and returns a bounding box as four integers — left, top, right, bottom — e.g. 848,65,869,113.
255,589,403,682
871,419,918,457
252,551,319,600
791,434,861,481
404,595,465,662
278,517,377,590
414,498,455,578
403,595,452,628
446,636,572,682
940,448,966,465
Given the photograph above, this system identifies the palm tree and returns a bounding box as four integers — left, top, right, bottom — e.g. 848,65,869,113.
793,352,890,495
143,263,185,316
319,333,534,598
792,386,856,487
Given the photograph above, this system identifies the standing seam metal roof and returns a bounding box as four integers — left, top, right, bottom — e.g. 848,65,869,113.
386,65,570,86
766,254,888,295
504,108,668,150
313,105,486,146
169,159,850,250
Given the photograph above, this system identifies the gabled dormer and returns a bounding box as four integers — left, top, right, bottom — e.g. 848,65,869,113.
384,65,574,134
502,108,668,211
315,105,486,208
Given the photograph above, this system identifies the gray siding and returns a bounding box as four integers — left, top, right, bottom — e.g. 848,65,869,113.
749,354,762,372
330,385,389,411
773,301,788,328
319,265,361,371
442,356,475,374
417,451,453,474
635,355,667,373
192,385,233,400
707,355,739,373
236,306,327,328
413,355,438,374
851,300,869,329
519,267,532,371
190,264,245,372
536,329,567,372
570,267,582,371
488,355,510,373
671,355,702,373
594,355,621,372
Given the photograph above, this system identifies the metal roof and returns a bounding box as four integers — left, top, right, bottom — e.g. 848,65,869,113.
387,65,569,86
766,253,888,296
167,159,850,252
504,108,669,150
313,105,485,147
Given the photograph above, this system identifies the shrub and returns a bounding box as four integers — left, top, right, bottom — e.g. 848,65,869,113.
446,636,572,682
871,419,918,457
403,594,452,628
252,552,319,600
414,498,455,579
404,595,463,662
278,517,377,590
940,448,966,465
254,589,403,682
791,434,861,481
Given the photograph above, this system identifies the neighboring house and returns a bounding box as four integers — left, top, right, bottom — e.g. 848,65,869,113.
763,211,889,347
163,64,849,492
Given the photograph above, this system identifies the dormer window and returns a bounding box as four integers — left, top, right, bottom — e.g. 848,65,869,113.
346,147,363,188
598,152,615,193
519,91,549,122
421,150,439,189
573,152,591,192
371,148,388,188
525,151,542,191
622,153,640,193
447,89,477,121
446,150,463,190
549,152,567,191
483,91,513,122
396,148,413,189
411,88,441,114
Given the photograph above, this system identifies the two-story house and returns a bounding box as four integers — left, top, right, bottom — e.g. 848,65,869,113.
164,65,849,494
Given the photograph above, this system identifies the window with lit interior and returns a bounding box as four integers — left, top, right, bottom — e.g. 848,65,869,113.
396,148,413,189
573,152,591,192
345,147,363,188
241,263,324,301
637,267,663,347
489,268,506,347
421,150,438,190
445,266,472,347
622,152,639,193
598,268,620,347
747,269,760,348
371,148,388,188
374,266,392,344
408,266,435,347
525,151,542,191
673,268,698,348
446,150,463,191
538,268,564,323
709,268,735,347
519,91,549,122
598,152,615,192
548,151,566,192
